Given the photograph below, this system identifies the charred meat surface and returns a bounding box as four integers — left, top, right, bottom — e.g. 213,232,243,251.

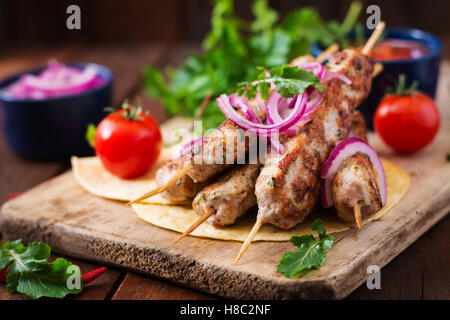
187,98,266,183
255,49,374,229
351,110,367,142
156,158,201,203
332,152,382,222
193,163,261,227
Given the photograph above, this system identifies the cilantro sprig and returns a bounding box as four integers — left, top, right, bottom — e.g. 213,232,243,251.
277,219,334,278
0,239,82,299
144,0,362,131
237,65,323,100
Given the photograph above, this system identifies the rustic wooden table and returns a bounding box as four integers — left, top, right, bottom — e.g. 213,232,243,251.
0,43,448,300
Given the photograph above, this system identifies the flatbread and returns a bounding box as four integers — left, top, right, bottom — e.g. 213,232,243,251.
71,117,192,204
132,159,410,241
72,149,173,204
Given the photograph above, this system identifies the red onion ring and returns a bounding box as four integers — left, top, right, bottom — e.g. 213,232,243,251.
177,136,205,158
229,94,261,124
300,62,326,81
320,137,387,208
322,71,352,85
216,62,351,154
217,93,307,136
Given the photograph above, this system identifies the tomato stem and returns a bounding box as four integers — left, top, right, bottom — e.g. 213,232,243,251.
105,100,149,121
393,74,418,96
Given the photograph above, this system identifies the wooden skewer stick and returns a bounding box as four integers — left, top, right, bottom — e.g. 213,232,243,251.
373,63,383,77
174,211,214,244
174,45,341,244
233,45,345,265
234,218,264,265
125,163,194,206
354,202,362,229
316,43,339,63
362,21,385,55
188,91,213,131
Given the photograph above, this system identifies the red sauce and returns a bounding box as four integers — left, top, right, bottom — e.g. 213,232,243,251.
368,39,429,61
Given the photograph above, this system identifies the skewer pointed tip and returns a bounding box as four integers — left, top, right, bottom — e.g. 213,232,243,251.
125,163,194,207
362,21,386,55
354,202,362,229
173,212,213,244
316,43,339,63
234,218,264,265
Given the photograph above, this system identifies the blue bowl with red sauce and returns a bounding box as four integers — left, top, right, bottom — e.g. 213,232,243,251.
0,63,113,160
312,27,442,129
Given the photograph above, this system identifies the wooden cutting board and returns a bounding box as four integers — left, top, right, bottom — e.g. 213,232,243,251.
1,67,450,300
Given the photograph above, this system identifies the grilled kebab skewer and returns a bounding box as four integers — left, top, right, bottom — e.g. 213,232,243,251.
173,49,342,242
128,46,339,206
235,22,385,264
332,111,382,229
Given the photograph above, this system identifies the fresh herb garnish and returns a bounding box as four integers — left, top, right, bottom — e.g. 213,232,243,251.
0,239,106,299
85,123,96,148
446,153,450,162
143,0,362,131
0,239,82,299
277,219,334,278
237,65,323,100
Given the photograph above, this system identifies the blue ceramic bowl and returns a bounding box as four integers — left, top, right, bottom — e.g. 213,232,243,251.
0,63,113,160
312,28,442,129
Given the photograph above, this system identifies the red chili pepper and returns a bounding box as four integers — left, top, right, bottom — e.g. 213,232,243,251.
0,266,8,282
81,267,107,284
0,264,106,285
7,192,23,200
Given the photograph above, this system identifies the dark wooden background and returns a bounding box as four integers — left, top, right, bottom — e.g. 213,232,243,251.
1,0,450,46
0,0,449,300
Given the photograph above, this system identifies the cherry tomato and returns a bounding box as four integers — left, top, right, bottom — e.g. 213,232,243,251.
374,92,440,153
94,104,162,179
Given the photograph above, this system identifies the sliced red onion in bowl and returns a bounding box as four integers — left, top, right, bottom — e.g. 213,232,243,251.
320,137,387,209
3,60,106,100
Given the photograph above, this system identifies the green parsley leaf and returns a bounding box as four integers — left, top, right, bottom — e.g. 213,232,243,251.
85,123,96,149
142,0,362,132
250,0,278,33
0,240,83,299
237,65,323,99
277,219,334,278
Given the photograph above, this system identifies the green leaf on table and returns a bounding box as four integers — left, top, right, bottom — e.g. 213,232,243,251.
277,219,335,278
0,241,83,299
